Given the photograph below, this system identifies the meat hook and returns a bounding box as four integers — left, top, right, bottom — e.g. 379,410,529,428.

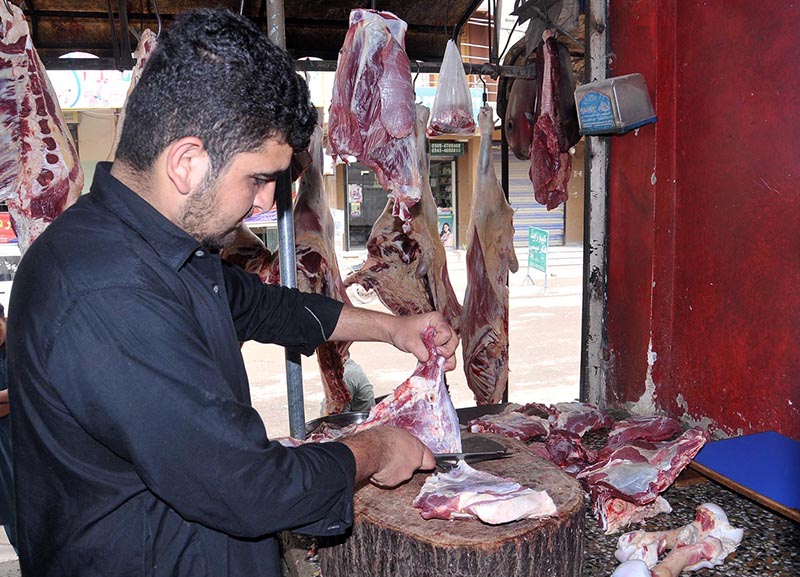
479,75,488,106
151,0,161,38
239,0,245,16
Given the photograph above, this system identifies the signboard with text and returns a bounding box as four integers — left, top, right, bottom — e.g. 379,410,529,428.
429,141,465,156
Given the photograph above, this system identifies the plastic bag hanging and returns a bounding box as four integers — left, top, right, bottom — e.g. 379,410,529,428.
427,39,477,137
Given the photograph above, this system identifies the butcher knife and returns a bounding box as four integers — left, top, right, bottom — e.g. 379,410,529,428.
434,436,512,468
434,450,511,467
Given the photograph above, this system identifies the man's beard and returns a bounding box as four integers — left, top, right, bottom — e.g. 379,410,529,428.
178,174,241,251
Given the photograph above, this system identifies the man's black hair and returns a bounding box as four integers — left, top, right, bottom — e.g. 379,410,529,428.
115,8,317,173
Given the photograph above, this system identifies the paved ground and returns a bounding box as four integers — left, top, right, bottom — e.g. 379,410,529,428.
246,243,584,438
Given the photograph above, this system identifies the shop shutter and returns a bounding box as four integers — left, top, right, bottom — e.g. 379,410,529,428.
493,148,565,247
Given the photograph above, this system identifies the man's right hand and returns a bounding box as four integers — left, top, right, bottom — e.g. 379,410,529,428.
341,426,435,488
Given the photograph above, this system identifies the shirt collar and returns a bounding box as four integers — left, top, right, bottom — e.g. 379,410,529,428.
90,162,204,270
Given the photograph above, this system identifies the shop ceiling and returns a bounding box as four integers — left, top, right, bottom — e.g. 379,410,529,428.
7,0,485,70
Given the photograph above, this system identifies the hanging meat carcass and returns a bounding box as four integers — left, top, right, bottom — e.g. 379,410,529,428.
290,126,354,414
223,127,355,415
328,9,421,222
107,28,157,161
461,106,519,404
0,1,83,252
529,30,579,210
344,104,462,333
221,224,275,284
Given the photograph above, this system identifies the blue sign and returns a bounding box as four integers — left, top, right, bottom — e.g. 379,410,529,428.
577,91,616,133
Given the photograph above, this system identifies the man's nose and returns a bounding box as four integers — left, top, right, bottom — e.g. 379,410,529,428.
253,182,276,211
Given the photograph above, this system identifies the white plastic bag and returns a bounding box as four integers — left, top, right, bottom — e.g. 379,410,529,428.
427,40,477,136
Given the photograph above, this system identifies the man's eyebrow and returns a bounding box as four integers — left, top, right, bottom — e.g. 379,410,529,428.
251,170,283,179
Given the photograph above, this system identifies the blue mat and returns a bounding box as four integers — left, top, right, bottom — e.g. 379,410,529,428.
693,431,800,511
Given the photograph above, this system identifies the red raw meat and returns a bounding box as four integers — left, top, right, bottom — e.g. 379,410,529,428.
468,407,549,441
603,415,684,452
290,126,354,414
0,2,83,252
598,496,673,536
461,107,519,404
550,401,613,436
344,105,462,333
412,460,556,524
328,9,421,222
545,430,598,474
427,107,476,136
351,326,461,454
529,30,572,211
221,225,275,283
578,428,709,534
578,428,709,506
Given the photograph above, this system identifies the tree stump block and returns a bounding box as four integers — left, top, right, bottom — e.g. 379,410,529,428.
319,434,584,577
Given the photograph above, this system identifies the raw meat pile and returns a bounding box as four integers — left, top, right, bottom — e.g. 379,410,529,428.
461,106,519,404
611,503,743,577
412,460,556,525
529,30,580,210
107,28,157,161
328,9,421,223
577,428,709,534
1,1,83,252
344,104,462,333
468,403,709,534
350,326,462,454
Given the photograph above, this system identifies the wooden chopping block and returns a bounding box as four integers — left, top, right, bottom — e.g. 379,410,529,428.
318,434,584,577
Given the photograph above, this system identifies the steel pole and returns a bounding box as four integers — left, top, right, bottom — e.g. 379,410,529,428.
267,0,305,440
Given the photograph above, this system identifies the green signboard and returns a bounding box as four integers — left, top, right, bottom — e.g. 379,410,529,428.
527,227,549,272
526,227,549,291
429,141,465,156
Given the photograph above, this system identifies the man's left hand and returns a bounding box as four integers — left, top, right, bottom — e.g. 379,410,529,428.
388,312,459,371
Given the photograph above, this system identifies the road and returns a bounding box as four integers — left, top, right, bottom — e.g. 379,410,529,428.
244,244,585,438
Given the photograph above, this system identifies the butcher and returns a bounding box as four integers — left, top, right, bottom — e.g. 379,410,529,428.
6,9,457,577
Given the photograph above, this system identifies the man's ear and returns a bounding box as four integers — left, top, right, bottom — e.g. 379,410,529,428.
165,137,209,196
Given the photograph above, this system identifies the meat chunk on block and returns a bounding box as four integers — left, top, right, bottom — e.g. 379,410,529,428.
412,460,556,524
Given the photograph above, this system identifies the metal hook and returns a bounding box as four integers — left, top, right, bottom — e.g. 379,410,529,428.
413,60,421,87
239,0,245,15
479,75,488,106
3,0,13,13
151,0,161,38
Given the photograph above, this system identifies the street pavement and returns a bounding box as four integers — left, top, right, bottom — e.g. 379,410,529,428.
245,243,585,438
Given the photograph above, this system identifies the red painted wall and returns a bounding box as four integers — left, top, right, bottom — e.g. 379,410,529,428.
605,1,800,439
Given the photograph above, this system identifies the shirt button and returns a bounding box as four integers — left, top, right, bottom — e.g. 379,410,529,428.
213,284,219,294
195,250,205,258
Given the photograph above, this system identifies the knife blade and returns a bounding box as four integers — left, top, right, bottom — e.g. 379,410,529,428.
433,450,512,467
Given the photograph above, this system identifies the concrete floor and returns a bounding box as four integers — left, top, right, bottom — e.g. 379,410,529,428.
245,244,584,438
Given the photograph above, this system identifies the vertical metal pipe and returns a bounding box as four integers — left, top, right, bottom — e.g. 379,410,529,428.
580,0,610,406
267,0,305,440
501,119,510,404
